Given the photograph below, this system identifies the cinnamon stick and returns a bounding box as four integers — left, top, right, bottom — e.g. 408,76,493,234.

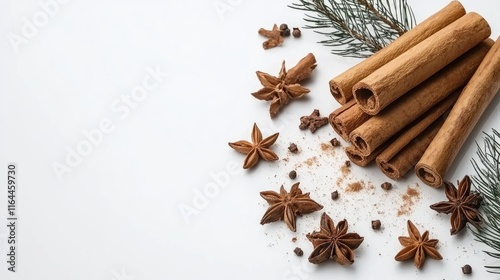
329,100,370,142
329,1,465,104
353,12,491,115
349,40,493,156
375,91,458,180
416,36,500,187
345,144,387,167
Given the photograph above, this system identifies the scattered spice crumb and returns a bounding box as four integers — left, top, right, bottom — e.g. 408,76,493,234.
346,181,364,192
462,264,472,274
293,247,303,257
397,186,421,216
331,190,339,200
336,177,343,187
304,156,318,167
291,237,297,243
330,138,340,147
345,160,351,167
381,182,392,190
340,165,351,177
321,143,332,151
371,220,381,230
288,143,298,153
289,170,297,179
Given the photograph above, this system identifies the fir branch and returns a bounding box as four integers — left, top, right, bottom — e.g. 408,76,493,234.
471,129,500,274
289,0,416,58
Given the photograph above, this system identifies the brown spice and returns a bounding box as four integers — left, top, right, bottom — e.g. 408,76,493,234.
397,186,421,216
304,156,318,167
299,109,329,133
371,220,381,230
321,143,331,151
381,182,392,190
340,164,351,177
258,24,284,49
291,237,297,242
292,27,301,38
346,181,364,192
288,143,298,153
345,161,351,167
462,264,472,274
293,247,304,257
279,23,288,30
331,190,339,200
289,170,297,179
330,138,341,147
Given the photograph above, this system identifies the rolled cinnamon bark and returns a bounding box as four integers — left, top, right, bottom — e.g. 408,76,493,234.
329,100,370,142
329,1,465,104
353,12,491,115
416,36,500,187
375,90,460,180
345,145,387,167
377,118,444,180
349,40,493,156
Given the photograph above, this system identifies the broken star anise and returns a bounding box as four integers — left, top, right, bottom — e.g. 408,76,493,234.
260,182,323,232
299,109,329,133
306,213,364,265
430,175,482,235
252,53,316,118
394,220,442,269
228,123,279,169
258,24,284,50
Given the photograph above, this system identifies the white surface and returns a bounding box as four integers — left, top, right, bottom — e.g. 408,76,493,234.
0,0,499,279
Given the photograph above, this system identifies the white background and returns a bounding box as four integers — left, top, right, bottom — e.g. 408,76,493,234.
1,0,500,279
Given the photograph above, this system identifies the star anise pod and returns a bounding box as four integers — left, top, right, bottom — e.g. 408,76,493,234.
260,182,323,232
430,175,482,235
306,213,364,265
252,53,316,118
228,123,279,169
395,220,442,269
258,24,284,50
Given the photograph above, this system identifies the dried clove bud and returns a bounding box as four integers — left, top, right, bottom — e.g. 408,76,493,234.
462,264,472,274
330,138,340,147
371,219,381,230
288,143,298,153
279,23,288,30
292,27,301,38
293,247,304,257
331,190,339,200
381,182,392,190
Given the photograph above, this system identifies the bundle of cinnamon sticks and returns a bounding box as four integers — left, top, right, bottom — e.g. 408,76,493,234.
328,1,500,187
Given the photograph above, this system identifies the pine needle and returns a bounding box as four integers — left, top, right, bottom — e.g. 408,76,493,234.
471,129,500,274
289,0,416,58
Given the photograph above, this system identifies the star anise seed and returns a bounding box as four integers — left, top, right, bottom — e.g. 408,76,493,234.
306,213,364,265
430,175,482,235
228,123,279,169
260,182,323,232
394,220,442,269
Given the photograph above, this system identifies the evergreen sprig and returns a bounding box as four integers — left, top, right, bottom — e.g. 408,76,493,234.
289,0,416,58
471,129,500,274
